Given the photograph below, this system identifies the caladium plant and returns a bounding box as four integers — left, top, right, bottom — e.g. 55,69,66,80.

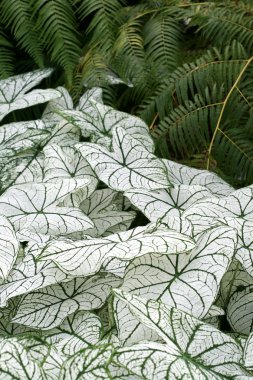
0,69,253,378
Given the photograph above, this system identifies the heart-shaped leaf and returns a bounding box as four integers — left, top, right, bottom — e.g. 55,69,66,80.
12,274,121,329
114,291,250,379
0,69,60,121
76,126,171,191
114,226,236,344
38,225,195,277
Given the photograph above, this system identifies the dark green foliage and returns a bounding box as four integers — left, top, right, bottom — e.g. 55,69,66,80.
1,0,253,185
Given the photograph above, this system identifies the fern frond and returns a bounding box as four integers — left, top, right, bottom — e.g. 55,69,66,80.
113,16,145,60
77,0,125,52
144,9,182,73
154,47,253,184
191,2,253,53
0,0,44,67
0,28,15,78
31,0,81,86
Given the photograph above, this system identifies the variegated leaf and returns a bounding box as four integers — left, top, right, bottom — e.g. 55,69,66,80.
76,126,171,191
0,69,60,121
12,274,121,329
0,254,71,307
0,338,45,379
114,291,250,379
61,96,154,151
59,345,114,380
44,311,101,355
0,180,94,235
43,86,73,122
163,159,234,196
244,333,253,369
0,216,19,281
79,189,136,237
43,145,98,190
125,185,211,222
227,285,253,335
114,226,236,344
38,225,195,277
183,185,253,238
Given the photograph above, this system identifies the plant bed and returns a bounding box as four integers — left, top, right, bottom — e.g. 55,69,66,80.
0,69,252,379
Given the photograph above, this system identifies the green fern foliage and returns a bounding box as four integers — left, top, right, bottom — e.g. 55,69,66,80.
154,43,253,184
31,0,81,86
0,28,15,78
0,0,44,67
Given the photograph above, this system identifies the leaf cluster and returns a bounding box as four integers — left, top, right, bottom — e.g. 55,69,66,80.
0,70,253,378
1,0,253,184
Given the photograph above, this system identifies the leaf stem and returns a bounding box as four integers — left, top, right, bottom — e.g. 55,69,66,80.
206,56,253,170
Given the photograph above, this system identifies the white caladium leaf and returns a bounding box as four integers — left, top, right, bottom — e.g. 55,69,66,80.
218,260,253,311
43,144,98,188
61,97,154,152
0,120,80,193
244,333,253,369
59,344,114,380
0,120,52,161
125,185,212,222
114,226,236,344
42,346,66,380
157,216,194,236
17,229,52,246
102,220,134,237
163,159,234,196
79,189,136,237
0,216,19,281
43,86,73,122
0,255,71,307
12,274,121,329
0,318,37,337
38,224,195,277
227,285,253,335
44,311,101,355
76,126,171,191
114,291,250,379
0,69,60,121
103,257,129,278
213,218,253,278
0,180,94,235
184,185,253,238
13,155,45,184
0,338,45,379
77,87,103,112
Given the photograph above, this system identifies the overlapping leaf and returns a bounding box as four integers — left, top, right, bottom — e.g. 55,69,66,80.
0,216,19,281
0,253,71,308
12,274,121,329
184,185,253,237
38,224,195,277
61,94,154,151
79,189,136,237
0,338,45,379
227,285,253,335
59,344,114,380
0,179,94,235
44,311,101,355
114,291,250,379
43,144,97,187
114,226,236,344
0,69,60,121
163,159,234,196
76,126,171,191
244,333,253,369
125,185,211,223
